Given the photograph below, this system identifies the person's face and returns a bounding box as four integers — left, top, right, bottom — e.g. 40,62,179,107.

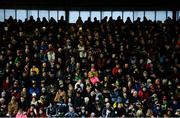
100,54,103,58
117,103,122,108
156,105,160,110
155,79,160,85
11,96,16,102
106,103,111,109
48,44,53,49
128,81,132,88
139,59,144,64
56,64,60,69
5,68,10,73
6,49,10,55
20,97,25,102
123,87,127,93
84,98,89,104
34,53,38,58
173,100,177,105
58,48,62,53
68,98,71,103
22,88,26,92
95,41,99,46
76,63,80,68
39,109,43,115
123,93,127,98
81,106,85,113
143,87,146,92
7,43,12,49
17,50,21,56
19,32,23,37
68,84,73,91
58,28,62,32
104,98,109,103
124,63,128,69
25,57,29,62
84,72,88,77
33,84,36,87
143,71,147,77
58,58,62,63
87,35,92,40
71,57,75,63
42,63,46,68
14,82,18,87
102,40,106,46
68,90,72,97
104,76,108,82
120,45,123,51
116,64,120,68
133,91,137,97
16,62,21,68
76,92,81,97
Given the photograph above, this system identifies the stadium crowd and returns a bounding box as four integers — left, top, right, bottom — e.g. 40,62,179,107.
0,15,180,117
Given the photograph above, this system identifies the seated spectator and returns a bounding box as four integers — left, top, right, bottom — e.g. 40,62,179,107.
29,81,40,97
19,96,29,111
64,106,78,117
7,96,18,117
56,101,68,116
88,64,100,85
15,108,27,118
0,98,7,116
46,103,57,117
47,44,56,63
30,65,39,75
27,105,38,117
38,107,46,117
54,88,67,103
102,102,115,117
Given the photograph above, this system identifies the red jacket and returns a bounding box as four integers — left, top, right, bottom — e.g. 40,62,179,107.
112,67,120,75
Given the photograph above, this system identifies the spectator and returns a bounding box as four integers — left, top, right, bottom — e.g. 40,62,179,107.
30,65,39,76
29,81,40,97
54,87,67,103
102,102,115,117
88,64,100,85
19,96,29,111
7,96,18,117
15,108,27,118
47,44,56,63
46,103,57,117
64,106,78,117
27,105,38,117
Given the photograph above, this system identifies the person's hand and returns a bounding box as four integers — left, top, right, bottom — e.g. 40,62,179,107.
106,109,111,114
